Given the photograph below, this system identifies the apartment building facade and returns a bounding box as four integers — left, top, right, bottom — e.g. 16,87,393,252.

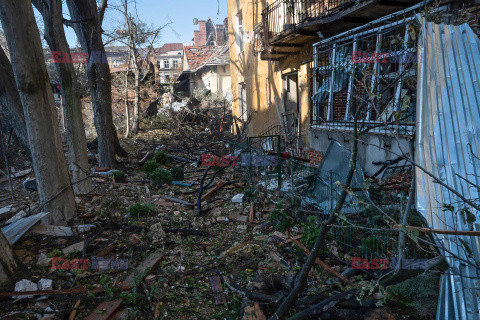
227,0,423,164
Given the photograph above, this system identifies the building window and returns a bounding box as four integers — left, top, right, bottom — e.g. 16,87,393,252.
165,74,171,82
164,60,170,69
173,60,179,68
235,12,244,54
312,18,417,135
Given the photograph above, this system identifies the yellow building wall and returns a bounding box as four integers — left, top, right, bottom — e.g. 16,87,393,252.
227,0,314,148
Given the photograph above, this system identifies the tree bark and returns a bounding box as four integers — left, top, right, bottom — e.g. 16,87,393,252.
32,0,92,194
65,0,127,168
0,45,29,153
0,0,77,225
0,231,21,290
124,64,130,138
132,67,140,134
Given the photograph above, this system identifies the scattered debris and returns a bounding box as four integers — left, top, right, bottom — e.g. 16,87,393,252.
13,279,38,299
2,211,49,244
37,279,53,291
209,276,227,305
62,241,85,256
232,193,244,203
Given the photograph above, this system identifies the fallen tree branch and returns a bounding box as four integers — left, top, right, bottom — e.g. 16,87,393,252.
287,289,358,320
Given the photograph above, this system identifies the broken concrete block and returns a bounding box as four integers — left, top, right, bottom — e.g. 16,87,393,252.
236,215,248,223
232,194,244,203
14,279,38,299
271,231,288,242
62,241,85,256
36,253,50,267
237,225,248,233
37,279,52,291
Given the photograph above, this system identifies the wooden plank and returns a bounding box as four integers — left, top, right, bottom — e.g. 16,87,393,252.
160,196,194,206
31,224,74,237
209,276,226,305
201,180,226,202
110,309,129,320
1,212,49,244
249,203,254,224
288,234,350,284
119,252,163,290
0,286,104,298
69,299,81,320
84,299,123,320
31,224,96,237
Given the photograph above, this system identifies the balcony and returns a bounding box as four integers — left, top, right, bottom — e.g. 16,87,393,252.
261,0,421,60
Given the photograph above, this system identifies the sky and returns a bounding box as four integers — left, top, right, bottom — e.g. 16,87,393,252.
62,0,229,47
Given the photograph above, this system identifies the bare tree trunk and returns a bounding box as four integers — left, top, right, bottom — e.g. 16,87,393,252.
33,0,92,194
0,0,77,225
132,67,140,134
124,68,130,138
0,231,21,289
0,45,28,153
65,0,127,168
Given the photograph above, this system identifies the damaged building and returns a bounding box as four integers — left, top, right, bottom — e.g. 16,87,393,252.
175,18,232,100
227,0,480,319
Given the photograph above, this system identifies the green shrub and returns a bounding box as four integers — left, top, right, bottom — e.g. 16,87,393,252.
153,151,169,166
170,167,184,181
150,168,172,185
269,202,290,232
113,170,127,183
386,272,439,319
127,202,156,217
144,160,159,176
302,216,320,249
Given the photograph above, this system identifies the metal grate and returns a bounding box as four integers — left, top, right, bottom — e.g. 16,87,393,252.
312,7,421,136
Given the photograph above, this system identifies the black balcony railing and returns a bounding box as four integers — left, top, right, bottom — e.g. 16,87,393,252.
262,0,359,44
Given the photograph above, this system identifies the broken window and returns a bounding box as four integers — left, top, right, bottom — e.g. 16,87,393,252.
312,15,418,135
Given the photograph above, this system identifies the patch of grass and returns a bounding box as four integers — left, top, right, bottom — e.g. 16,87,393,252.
153,151,169,166
170,167,184,181
113,170,127,183
144,160,159,177
151,168,172,185
127,202,156,217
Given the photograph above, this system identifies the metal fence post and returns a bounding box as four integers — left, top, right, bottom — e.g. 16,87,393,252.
329,170,333,212
277,135,282,190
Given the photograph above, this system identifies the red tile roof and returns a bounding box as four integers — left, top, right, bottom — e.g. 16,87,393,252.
157,43,184,54
183,45,228,71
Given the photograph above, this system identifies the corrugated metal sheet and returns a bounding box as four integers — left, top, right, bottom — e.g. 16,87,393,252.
416,16,480,320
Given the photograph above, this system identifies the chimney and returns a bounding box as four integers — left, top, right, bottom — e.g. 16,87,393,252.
194,20,207,46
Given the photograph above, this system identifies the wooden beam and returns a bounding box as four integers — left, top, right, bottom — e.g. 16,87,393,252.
287,234,350,283
84,299,123,320
393,225,480,236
